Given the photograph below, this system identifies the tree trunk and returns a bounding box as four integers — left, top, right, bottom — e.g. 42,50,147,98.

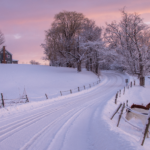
77,61,82,72
140,76,145,86
86,61,90,71
95,63,99,74
90,58,92,71
139,65,145,86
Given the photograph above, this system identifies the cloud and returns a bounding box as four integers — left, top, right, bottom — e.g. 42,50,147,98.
145,22,150,25
14,34,22,39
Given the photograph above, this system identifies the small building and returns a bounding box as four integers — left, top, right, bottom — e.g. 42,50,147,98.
0,46,18,64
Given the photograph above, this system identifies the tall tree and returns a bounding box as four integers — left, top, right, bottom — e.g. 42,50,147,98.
104,8,150,85
42,11,104,72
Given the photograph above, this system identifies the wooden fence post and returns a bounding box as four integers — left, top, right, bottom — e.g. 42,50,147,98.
110,103,122,120
60,91,62,96
126,100,128,106
123,87,125,95
134,80,135,86
70,89,72,94
89,84,91,88
120,90,121,97
1,93,5,107
45,94,48,99
25,95,29,103
84,86,85,89
130,82,132,87
115,92,118,104
117,103,125,127
141,109,150,146
78,87,80,92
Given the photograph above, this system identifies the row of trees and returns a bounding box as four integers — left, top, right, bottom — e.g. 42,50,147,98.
42,9,150,85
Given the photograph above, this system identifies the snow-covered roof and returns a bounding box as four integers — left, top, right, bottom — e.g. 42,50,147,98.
12,59,18,61
0,48,12,55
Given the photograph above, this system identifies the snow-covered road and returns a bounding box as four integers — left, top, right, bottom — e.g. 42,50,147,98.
0,71,138,150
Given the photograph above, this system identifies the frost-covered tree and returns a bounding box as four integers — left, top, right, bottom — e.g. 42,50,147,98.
42,11,86,70
42,11,106,72
104,8,150,85
81,19,103,74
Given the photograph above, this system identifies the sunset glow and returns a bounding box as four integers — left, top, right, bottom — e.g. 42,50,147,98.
0,0,150,64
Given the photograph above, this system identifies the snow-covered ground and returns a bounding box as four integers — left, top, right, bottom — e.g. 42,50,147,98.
0,65,149,150
0,64,98,102
0,70,136,150
103,76,150,150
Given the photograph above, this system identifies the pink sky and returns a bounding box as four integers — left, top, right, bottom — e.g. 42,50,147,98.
0,0,150,65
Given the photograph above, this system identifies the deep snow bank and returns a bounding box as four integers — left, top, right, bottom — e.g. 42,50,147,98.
0,64,98,101
103,76,150,150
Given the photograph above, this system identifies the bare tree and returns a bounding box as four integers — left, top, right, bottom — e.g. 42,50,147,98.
30,60,40,65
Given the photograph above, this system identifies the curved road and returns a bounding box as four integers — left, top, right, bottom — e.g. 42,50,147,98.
0,71,137,150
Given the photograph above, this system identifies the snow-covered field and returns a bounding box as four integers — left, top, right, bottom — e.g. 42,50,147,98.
0,64,98,102
0,64,149,150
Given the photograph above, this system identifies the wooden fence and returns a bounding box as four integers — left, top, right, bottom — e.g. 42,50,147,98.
60,79,101,96
1,79,101,108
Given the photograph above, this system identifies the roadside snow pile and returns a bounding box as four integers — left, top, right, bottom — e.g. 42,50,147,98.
0,64,98,102
103,76,150,150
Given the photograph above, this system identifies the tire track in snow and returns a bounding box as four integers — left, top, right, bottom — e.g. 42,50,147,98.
19,94,104,150
19,107,81,150
45,73,120,150
0,102,73,132
0,102,82,143
20,97,99,150
0,99,91,143
46,101,98,150
58,73,120,150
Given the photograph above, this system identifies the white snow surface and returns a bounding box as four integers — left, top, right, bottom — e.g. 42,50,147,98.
103,75,150,150
0,65,149,150
0,64,98,102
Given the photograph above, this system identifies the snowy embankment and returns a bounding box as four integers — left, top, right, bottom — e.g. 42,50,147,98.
103,76,150,150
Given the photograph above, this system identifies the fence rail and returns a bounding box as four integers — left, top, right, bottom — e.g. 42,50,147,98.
0,92,29,108
60,79,100,96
